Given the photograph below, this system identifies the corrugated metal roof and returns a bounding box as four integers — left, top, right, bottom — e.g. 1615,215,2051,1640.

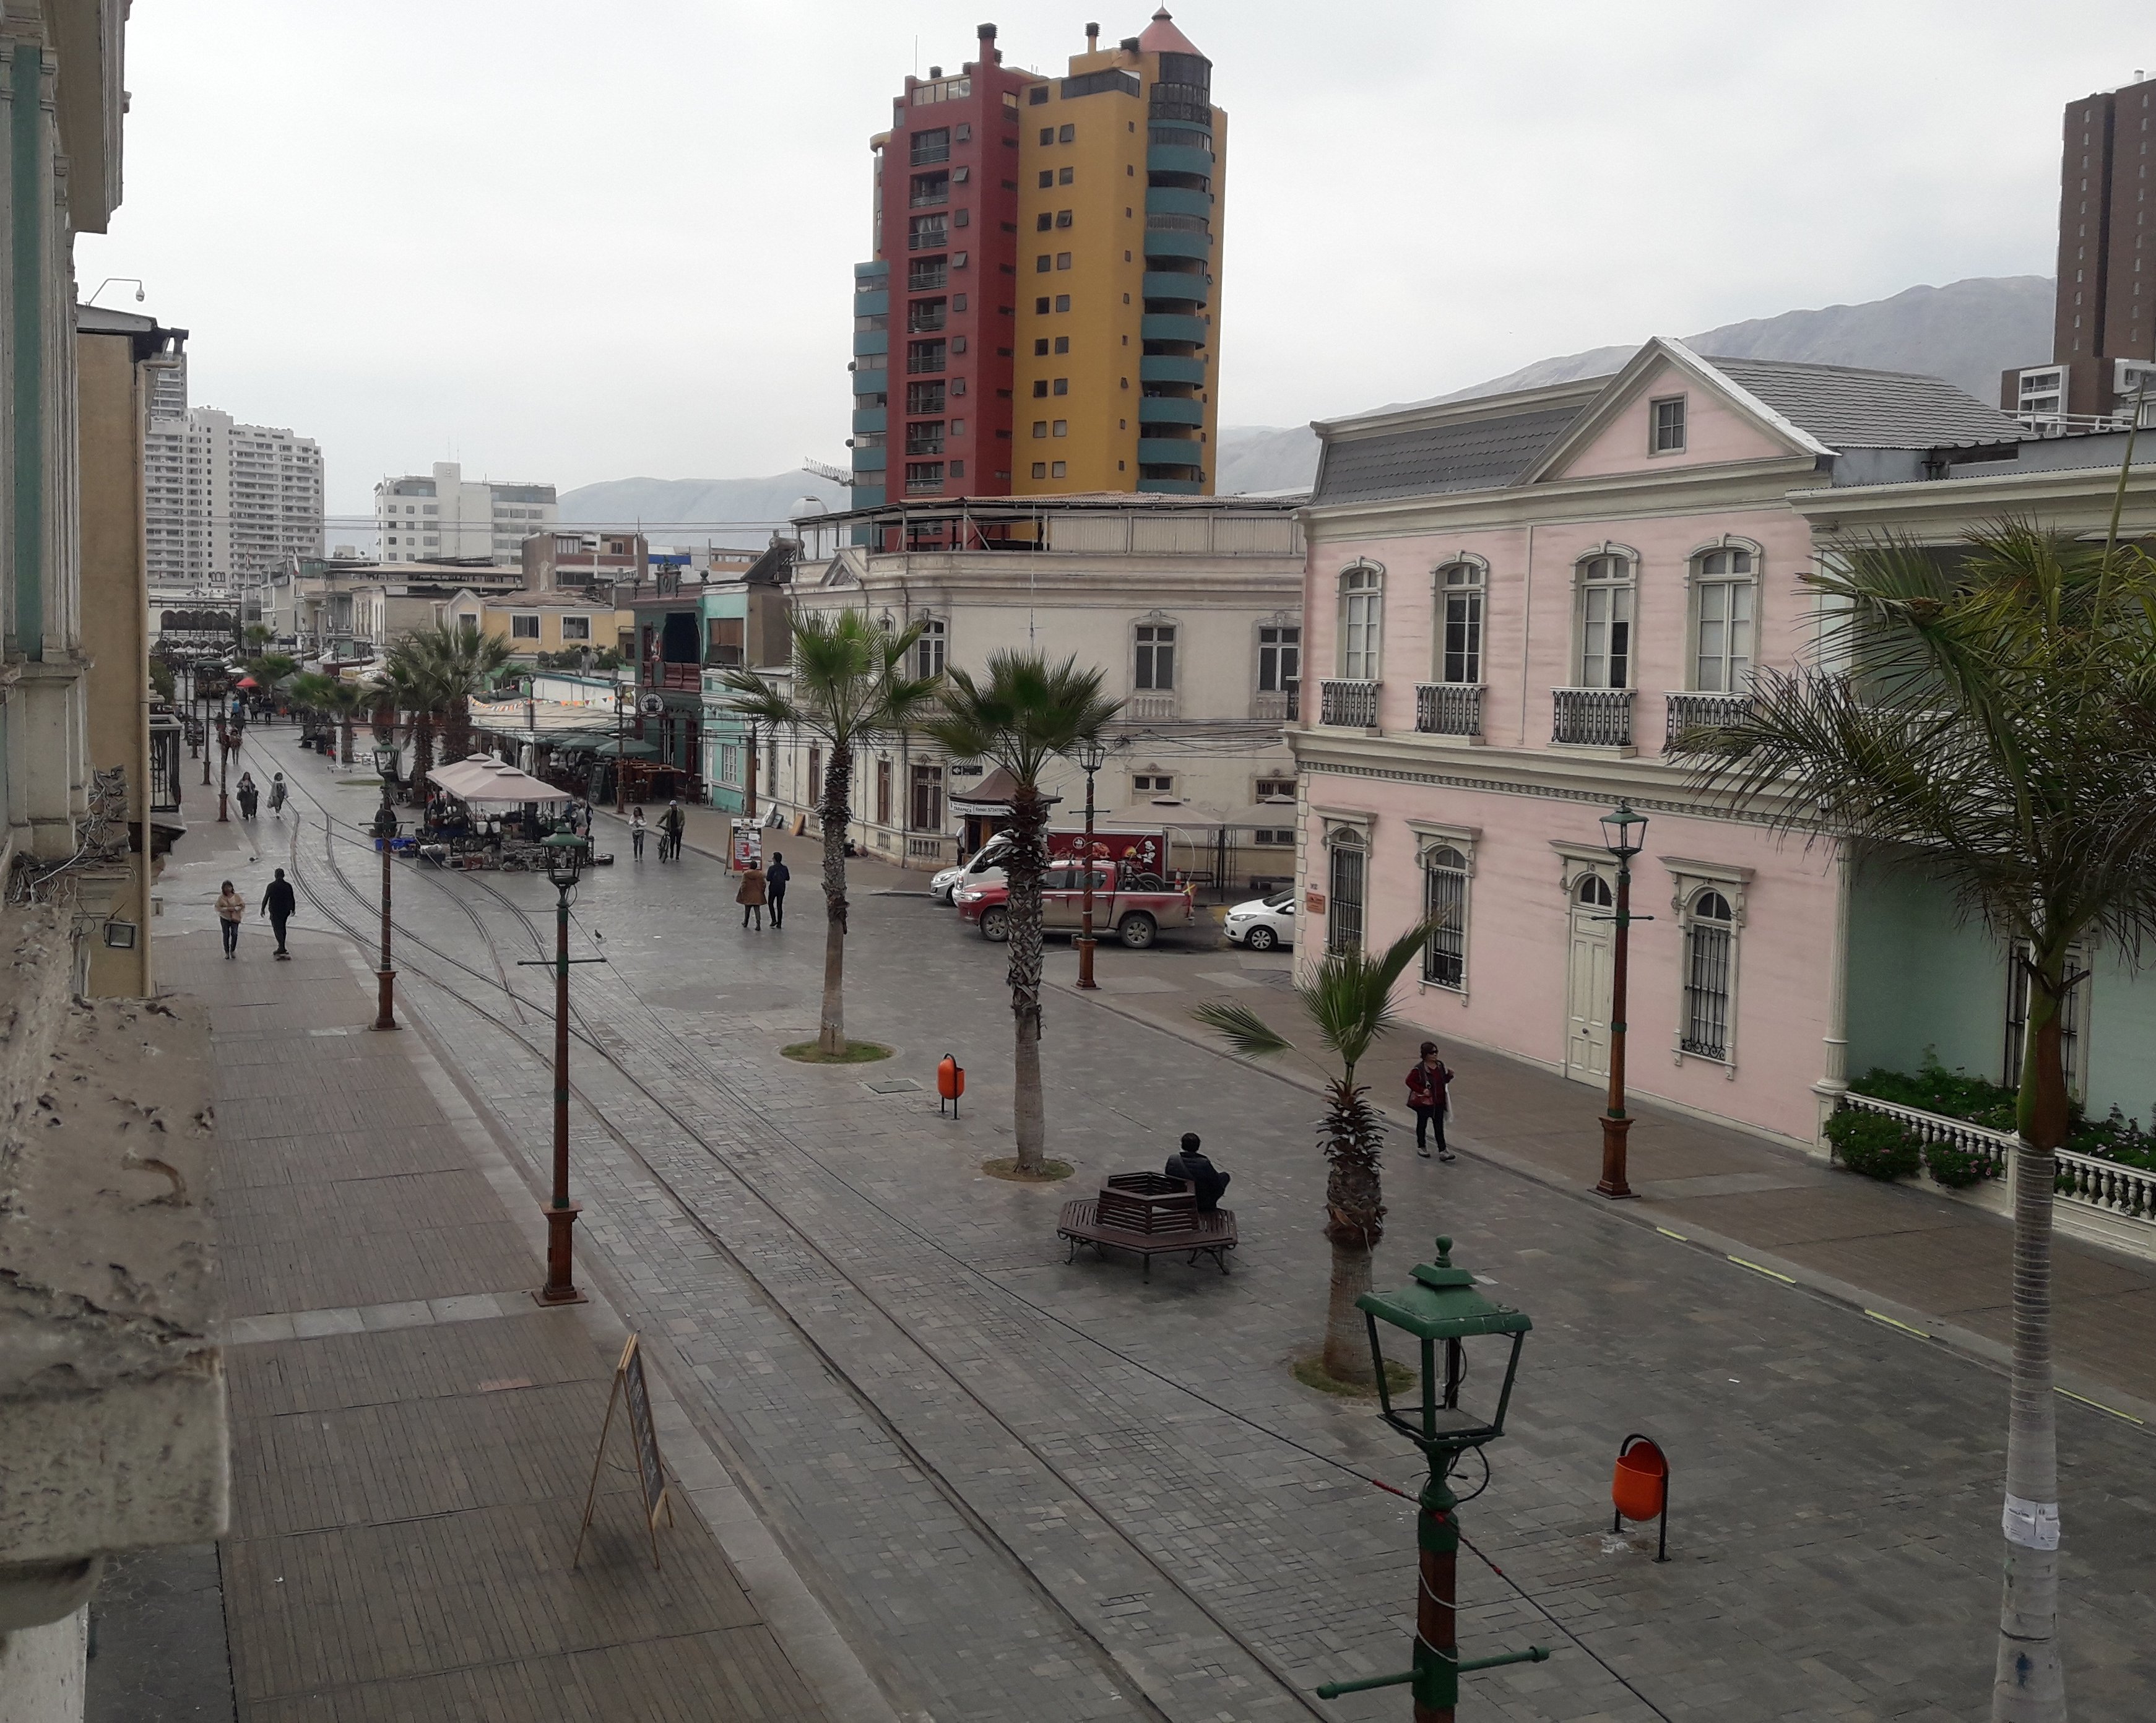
1312,403,1587,506
1702,356,2024,450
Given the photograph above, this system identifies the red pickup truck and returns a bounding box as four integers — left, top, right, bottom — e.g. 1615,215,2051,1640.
955,863,1196,949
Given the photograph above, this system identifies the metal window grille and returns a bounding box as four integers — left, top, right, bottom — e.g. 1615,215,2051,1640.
1681,895,1733,1059
1423,849,1466,989
1328,840,1365,955
2004,941,2085,1100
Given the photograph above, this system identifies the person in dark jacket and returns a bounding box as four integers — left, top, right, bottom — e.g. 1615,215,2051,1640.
1164,1132,1231,1212
261,868,297,959
765,852,790,928
236,772,258,820
1406,1041,1455,1160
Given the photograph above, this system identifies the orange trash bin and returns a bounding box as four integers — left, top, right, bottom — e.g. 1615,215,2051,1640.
1611,1433,1669,1561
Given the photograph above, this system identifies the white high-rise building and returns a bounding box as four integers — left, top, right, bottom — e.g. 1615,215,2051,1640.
144,386,325,602
374,461,557,564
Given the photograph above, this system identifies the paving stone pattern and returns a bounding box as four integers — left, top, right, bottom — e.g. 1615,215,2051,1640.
184,732,2156,1722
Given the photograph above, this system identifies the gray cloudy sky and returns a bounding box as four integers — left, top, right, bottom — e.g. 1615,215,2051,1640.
79,1,2144,526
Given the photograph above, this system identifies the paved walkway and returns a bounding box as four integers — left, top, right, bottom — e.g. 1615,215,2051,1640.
99,797,871,1723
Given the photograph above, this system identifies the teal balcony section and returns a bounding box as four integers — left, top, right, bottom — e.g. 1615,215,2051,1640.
852,405,886,434
1142,228,1212,262
1141,313,1207,344
1141,271,1208,304
854,289,888,317
1147,144,1215,177
853,329,888,357
1138,395,1205,426
1145,185,1212,218
851,446,886,472
1138,436,1203,467
1139,354,1206,386
851,368,888,396
852,484,887,509
1136,475,1203,494
854,260,889,281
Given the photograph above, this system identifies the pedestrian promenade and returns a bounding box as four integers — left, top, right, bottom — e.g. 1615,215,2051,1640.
145,912,845,1723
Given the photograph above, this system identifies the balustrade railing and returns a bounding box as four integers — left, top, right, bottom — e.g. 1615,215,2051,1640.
1664,690,1754,750
1415,682,1482,738
1125,691,1177,722
1551,686,1633,747
1250,689,1297,723
1838,1092,2011,1181
1318,678,1379,728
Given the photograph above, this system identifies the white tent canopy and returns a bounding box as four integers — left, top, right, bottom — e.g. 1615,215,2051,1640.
426,753,572,805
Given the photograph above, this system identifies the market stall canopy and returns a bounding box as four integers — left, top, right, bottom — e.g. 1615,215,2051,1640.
950,765,1061,812
573,735,659,758
426,753,572,805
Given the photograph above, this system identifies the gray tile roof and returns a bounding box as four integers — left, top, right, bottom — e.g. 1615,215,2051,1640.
1704,356,2025,450
1312,402,1590,506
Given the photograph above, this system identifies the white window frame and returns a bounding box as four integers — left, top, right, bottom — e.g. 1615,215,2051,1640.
914,616,946,680
1434,556,1486,687
1650,394,1687,455
1323,824,1368,956
1574,548,1637,689
1663,857,1752,1073
560,614,591,642
1410,819,1478,998
510,613,541,641
1337,559,1383,681
1257,614,1301,700
1133,617,1177,691
1686,537,1760,694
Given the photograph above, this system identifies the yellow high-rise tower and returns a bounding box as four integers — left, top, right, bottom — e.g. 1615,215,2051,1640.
1012,11,1224,496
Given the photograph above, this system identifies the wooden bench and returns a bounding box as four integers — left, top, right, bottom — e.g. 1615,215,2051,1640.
1057,1172,1238,1280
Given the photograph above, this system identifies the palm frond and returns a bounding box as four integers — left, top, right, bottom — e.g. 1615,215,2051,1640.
1190,1000,1295,1062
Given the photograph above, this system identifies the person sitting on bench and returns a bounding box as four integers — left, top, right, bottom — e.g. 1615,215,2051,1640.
1164,1133,1231,1213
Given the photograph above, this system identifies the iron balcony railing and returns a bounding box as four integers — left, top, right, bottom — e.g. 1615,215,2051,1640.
905,353,946,374
1551,687,1633,747
1663,690,1753,751
909,189,950,208
906,313,946,333
1318,679,1379,728
904,436,945,456
1414,683,1483,738
907,227,946,251
909,144,951,166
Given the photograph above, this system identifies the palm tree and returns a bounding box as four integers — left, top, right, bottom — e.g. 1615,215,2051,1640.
1192,922,1435,1383
319,680,375,764
412,624,514,761
381,637,447,800
1674,521,2156,1723
925,652,1122,1173
719,610,941,1055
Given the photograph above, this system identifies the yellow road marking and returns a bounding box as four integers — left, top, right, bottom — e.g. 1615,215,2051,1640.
1655,1227,1687,1241
1728,1255,1796,1284
1864,1309,1932,1339
2056,1387,2145,1425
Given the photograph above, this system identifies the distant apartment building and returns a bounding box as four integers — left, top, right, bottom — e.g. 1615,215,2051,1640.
2002,72,2156,428
144,391,325,600
850,11,1225,516
375,460,556,563
521,529,647,594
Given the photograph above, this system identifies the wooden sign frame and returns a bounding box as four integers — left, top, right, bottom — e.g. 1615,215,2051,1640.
572,1333,675,1571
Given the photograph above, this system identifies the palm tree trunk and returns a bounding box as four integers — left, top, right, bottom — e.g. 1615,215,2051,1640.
817,742,852,1055
1004,786,1051,1173
411,714,435,805
340,716,353,766
1322,1238,1376,1383
1994,960,2068,1722
1319,1076,1387,1383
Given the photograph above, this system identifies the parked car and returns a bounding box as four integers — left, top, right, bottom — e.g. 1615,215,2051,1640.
930,834,1013,904
932,824,1172,904
1224,889,1296,951
955,864,1195,949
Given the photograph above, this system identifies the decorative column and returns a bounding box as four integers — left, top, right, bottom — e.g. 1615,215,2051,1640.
1809,844,1852,1158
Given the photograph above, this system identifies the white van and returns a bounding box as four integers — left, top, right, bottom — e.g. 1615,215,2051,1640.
930,834,1013,904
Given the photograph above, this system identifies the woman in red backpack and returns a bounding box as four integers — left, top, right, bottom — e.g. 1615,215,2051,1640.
1406,1041,1455,1161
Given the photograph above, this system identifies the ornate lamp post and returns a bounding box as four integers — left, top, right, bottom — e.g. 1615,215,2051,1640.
533,828,593,1306
371,742,400,1031
1313,1237,1546,1721
1073,736,1109,990
215,720,232,823
1595,801,1649,1199
613,681,630,814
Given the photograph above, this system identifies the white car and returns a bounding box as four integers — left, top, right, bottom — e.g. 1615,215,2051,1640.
930,837,1013,904
1224,889,1295,951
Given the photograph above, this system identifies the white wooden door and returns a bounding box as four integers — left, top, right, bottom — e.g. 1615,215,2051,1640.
1565,874,1614,1082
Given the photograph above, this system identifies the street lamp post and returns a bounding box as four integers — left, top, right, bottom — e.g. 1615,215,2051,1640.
534,829,592,1305
1073,736,1108,990
215,721,231,823
613,681,628,814
1595,801,1649,1199
371,743,400,1031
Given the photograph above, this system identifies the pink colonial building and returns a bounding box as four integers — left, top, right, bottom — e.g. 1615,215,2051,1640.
1289,338,2041,1149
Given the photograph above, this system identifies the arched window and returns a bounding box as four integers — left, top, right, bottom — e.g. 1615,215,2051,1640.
1436,563,1483,686
1576,555,1634,688
1338,563,1382,680
915,616,946,680
1681,889,1735,1060
1575,873,1614,909
1327,828,1367,954
1692,548,1755,693
1423,845,1469,989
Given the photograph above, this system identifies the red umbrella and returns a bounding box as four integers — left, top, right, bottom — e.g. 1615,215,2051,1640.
235,675,259,689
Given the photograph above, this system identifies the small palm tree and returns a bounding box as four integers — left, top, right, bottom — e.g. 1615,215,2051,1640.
413,624,514,761
1193,922,1435,1384
1676,520,2156,1722
381,637,448,798
721,610,941,1055
926,652,1122,1173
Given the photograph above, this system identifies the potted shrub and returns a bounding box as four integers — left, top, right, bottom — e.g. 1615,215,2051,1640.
1825,1108,1923,1181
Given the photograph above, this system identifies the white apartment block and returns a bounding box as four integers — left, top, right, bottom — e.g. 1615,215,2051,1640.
375,460,557,563
144,394,325,602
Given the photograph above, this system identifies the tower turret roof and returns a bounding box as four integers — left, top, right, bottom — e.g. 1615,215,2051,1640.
1138,7,1205,58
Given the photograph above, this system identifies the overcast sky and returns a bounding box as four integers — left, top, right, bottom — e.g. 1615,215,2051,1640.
79,1,2147,525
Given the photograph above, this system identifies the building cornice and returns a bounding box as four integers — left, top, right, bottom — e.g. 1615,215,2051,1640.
1787,463,2156,536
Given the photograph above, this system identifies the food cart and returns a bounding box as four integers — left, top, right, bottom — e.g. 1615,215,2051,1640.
420,753,578,870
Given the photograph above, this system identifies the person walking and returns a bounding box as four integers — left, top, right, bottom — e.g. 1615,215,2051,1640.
215,880,246,959
736,858,768,930
764,851,790,929
261,868,297,959
267,772,288,818
236,772,258,821
630,805,647,860
1406,1041,1456,1161
661,800,685,863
